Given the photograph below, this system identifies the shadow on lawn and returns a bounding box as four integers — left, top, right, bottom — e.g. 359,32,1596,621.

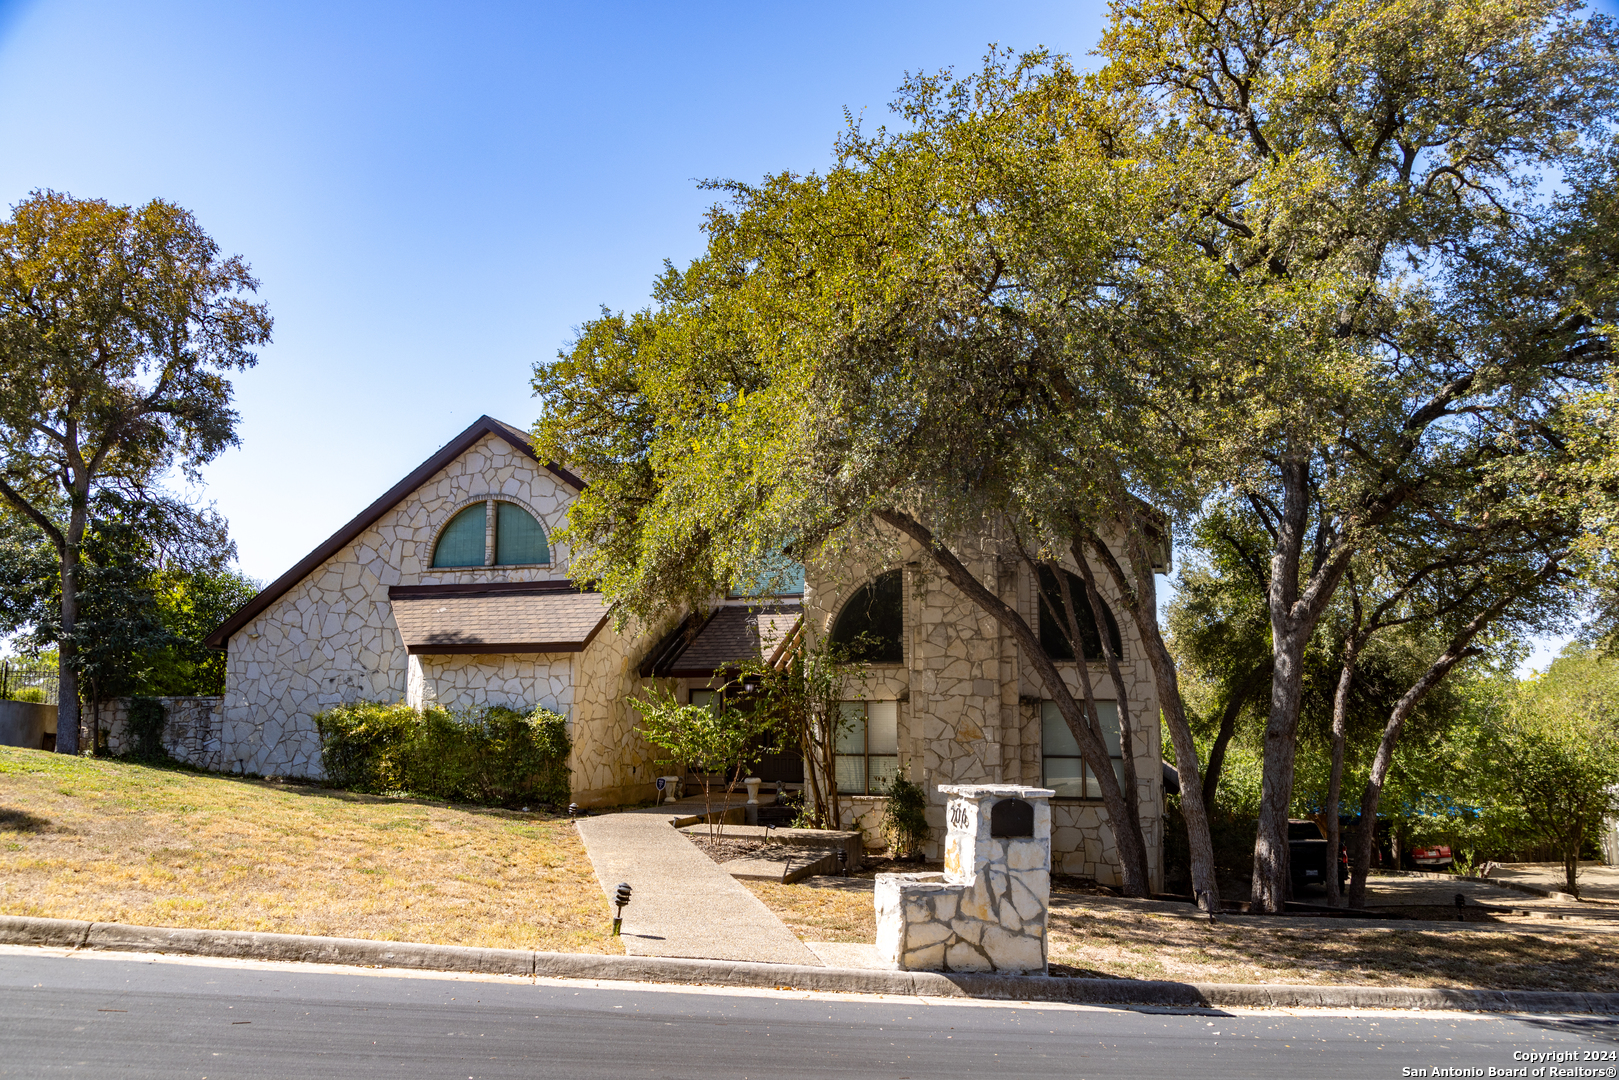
240,778,571,822
0,806,52,832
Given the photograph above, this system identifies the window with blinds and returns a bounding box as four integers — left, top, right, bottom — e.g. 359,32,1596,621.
495,501,549,565
430,501,551,568
431,504,487,568
835,700,899,795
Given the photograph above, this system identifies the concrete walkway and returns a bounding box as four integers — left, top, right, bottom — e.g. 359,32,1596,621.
573,806,822,966
1486,862,1619,902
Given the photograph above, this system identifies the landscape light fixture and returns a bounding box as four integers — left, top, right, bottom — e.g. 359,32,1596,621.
836,849,847,876
612,882,633,936
1454,893,1466,922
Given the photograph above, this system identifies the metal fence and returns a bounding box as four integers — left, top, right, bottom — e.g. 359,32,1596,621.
0,660,59,705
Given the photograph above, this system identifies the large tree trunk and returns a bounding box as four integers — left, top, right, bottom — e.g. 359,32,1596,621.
1087,529,1221,909
1324,634,1362,907
1252,618,1311,912
55,540,82,756
1252,459,1355,913
874,509,1153,896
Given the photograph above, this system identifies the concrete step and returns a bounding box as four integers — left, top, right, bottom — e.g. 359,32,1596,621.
679,823,865,871
722,849,841,885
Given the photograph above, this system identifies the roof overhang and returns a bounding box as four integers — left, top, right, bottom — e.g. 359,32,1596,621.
645,602,803,678
388,582,610,655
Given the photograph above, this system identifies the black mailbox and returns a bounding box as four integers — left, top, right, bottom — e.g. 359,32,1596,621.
989,798,1034,838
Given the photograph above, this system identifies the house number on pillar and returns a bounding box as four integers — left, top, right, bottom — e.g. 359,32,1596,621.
949,802,970,831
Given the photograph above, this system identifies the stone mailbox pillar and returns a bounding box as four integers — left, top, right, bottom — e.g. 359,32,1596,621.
874,784,1054,974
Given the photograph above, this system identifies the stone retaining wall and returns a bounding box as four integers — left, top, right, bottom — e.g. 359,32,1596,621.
91,697,224,768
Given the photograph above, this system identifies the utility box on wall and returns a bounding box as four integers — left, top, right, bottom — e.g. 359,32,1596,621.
874,784,1054,974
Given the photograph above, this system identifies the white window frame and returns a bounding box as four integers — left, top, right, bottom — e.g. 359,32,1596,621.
834,700,899,795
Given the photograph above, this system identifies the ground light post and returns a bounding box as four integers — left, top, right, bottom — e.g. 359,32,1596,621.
612,882,632,936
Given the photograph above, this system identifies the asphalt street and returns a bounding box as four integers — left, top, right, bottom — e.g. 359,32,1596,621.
1,947,1615,1080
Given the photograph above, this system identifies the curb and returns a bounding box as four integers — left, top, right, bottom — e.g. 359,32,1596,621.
2,914,1614,1014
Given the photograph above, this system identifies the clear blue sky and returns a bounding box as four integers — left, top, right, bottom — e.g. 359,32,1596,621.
0,0,1106,580
0,0,1598,670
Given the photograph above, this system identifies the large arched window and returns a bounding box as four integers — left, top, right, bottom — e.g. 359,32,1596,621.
1036,566,1123,661
431,501,551,568
829,570,904,663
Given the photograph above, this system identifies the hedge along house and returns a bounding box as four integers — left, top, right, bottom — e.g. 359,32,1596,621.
205,416,670,805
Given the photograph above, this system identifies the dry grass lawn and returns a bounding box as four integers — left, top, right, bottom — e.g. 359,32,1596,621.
745,874,1619,992
1045,904,1619,991
0,746,618,953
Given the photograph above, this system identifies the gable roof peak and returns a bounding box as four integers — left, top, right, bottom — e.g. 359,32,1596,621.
204,415,583,648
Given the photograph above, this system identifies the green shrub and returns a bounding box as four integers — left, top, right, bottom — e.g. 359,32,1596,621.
881,774,931,858
126,697,169,761
9,686,46,704
313,701,418,791
313,701,571,807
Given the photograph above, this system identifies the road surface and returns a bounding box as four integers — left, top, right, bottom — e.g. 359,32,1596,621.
1,946,1614,1079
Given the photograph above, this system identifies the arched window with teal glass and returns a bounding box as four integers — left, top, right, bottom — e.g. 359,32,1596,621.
431,499,551,569
431,504,487,568
494,502,549,565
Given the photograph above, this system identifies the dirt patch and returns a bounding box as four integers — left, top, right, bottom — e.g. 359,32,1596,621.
0,746,619,954
1047,904,1619,991
684,833,768,863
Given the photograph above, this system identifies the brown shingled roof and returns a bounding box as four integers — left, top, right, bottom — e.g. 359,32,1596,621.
651,603,802,677
390,585,610,654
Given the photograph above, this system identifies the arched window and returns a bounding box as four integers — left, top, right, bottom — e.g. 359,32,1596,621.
829,570,904,663
495,502,549,565
431,504,487,568
431,501,551,569
1036,566,1123,661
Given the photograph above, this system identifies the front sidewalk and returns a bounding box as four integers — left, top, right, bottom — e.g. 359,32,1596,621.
573,804,821,966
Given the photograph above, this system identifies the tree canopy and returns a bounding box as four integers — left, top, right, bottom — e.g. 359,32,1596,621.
535,0,1618,907
0,190,271,751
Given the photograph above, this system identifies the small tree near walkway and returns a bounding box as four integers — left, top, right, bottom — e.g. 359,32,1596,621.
0,191,272,754
737,633,868,831
633,686,772,836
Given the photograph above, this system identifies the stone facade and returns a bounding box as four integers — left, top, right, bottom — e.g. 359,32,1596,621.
211,416,1166,888
407,653,573,715
875,785,1052,973
214,422,665,804
804,526,1165,891
219,432,577,777
568,613,673,807
90,696,225,768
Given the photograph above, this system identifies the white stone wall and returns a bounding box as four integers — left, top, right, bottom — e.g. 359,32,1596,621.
219,433,588,778
805,522,1164,892
570,612,675,807
875,785,1052,973
408,653,574,715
